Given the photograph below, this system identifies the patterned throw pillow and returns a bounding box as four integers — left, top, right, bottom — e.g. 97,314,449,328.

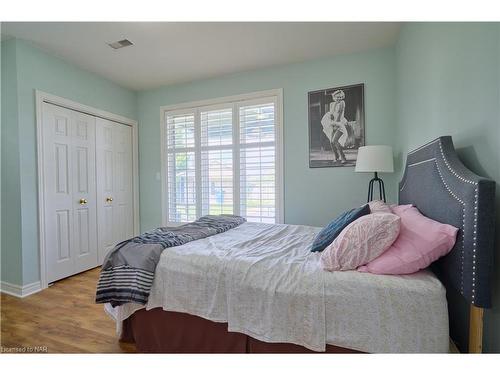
368,200,392,213
310,204,371,253
320,213,401,271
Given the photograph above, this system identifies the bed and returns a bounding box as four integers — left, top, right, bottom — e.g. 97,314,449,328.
104,136,496,353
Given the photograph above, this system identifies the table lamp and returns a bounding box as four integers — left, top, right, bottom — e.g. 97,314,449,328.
355,145,394,203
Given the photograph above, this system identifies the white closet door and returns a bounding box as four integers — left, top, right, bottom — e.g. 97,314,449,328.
72,111,98,274
96,119,115,264
96,118,134,264
113,123,134,244
42,103,98,282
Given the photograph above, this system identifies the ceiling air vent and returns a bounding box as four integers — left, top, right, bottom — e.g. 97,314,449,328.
107,39,134,50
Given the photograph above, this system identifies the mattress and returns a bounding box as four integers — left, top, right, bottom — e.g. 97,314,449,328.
105,222,449,353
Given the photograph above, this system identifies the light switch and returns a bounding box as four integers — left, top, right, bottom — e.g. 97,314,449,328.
155,172,161,181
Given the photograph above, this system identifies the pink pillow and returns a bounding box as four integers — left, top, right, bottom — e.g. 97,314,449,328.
368,200,392,213
321,213,401,271
358,206,458,275
389,204,414,214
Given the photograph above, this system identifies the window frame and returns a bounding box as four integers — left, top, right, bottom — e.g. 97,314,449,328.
160,89,284,226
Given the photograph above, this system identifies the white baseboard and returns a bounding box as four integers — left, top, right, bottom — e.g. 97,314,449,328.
0,280,42,298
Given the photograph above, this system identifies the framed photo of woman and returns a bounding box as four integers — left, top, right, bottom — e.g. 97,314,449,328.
308,83,365,168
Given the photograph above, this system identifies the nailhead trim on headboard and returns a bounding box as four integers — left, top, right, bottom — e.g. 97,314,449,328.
437,140,478,304
407,138,439,156
400,138,480,304
435,158,466,295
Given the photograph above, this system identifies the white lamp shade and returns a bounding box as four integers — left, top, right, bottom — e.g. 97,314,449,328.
355,145,394,173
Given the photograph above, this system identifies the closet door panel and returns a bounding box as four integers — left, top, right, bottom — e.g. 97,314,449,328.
96,119,133,263
72,112,98,273
96,118,134,265
113,124,134,242
96,118,117,264
43,103,76,282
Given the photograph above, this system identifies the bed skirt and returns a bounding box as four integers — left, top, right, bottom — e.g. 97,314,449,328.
120,308,361,353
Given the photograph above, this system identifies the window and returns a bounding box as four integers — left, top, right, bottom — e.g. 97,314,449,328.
162,90,282,225
166,113,196,223
200,107,233,217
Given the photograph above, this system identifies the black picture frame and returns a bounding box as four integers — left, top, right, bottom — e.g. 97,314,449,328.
308,83,365,168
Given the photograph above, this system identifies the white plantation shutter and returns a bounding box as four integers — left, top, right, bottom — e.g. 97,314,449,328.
200,107,234,216
164,92,281,224
166,112,197,223
239,101,276,223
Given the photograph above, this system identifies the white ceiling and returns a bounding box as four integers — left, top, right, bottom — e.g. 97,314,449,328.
2,22,401,91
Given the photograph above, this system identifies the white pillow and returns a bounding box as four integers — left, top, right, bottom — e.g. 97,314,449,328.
320,213,401,271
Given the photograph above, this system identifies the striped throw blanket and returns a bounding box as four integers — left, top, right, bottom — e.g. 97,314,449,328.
95,215,246,307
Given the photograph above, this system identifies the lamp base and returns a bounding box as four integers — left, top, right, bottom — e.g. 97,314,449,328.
367,172,386,203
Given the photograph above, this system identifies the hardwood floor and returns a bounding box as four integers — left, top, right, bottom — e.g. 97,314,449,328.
0,267,136,353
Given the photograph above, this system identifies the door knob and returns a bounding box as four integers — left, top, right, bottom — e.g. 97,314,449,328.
106,197,113,202
79,198,88,205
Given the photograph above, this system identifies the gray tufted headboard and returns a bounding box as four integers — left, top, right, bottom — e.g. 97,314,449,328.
399,136,495,352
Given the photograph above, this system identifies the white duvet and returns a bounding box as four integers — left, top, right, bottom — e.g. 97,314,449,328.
105,222,449,353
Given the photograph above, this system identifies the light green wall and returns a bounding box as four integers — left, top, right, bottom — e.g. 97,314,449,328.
0,38,137,285
396,22,500,353
1,39,23,285
137,47,398,231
